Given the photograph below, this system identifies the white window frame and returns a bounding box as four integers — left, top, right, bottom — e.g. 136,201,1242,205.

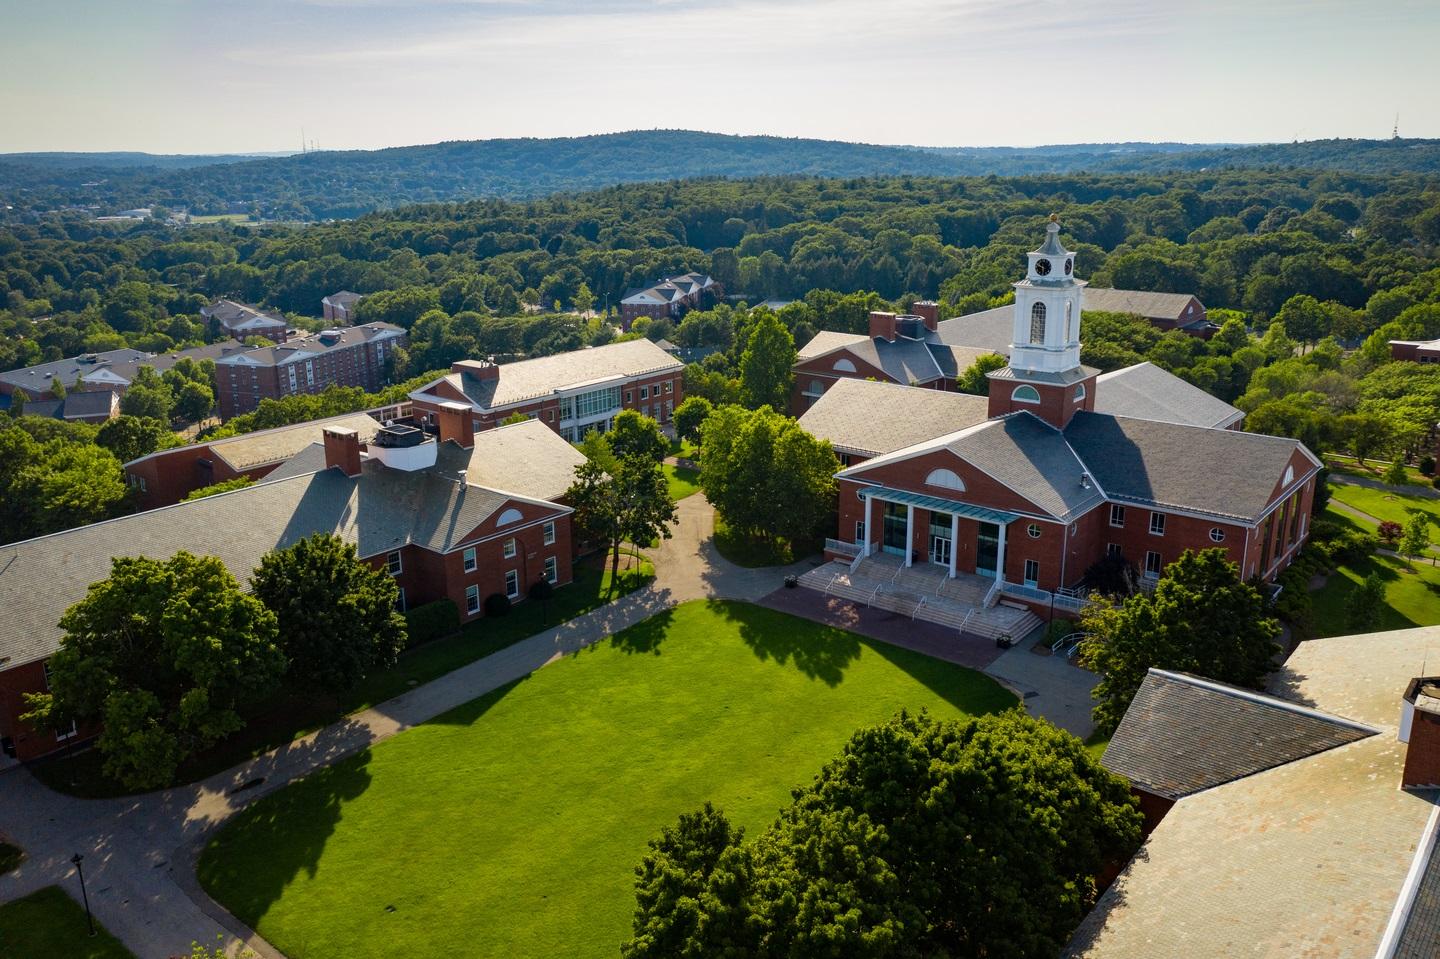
664,380,673,394
386,550,403,575
1023,559,1040,587
543,522,556,546
465,584,480,614
1144,550,1162,579
855,520,866,544
640,385,649,400
1149,512,1166,536
503,538,517,559
505,569,520,599
395,588,407,613
1027,523,1041,539
544,556,558,584
55,718,78,742
1110,504,1125,528
463,547,476,572
1106,542,1122,558
1209,527,1226,543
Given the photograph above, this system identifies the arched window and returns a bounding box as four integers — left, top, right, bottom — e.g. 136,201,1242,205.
1012,385,1041,404
1073,383,1086,403
1065,300,1074,342
925,468,965,491
833,358,857,373
496,507,524,527
1029,302,1047,344
1282,465,1294,486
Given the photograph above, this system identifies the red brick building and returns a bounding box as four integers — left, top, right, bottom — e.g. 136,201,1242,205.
201,299,289,343
1389,337,1440,363
322,290,364,324
0,417,582,765
214,322,407,419
796,219,1318,639
619,272,715,330
409,338,684,440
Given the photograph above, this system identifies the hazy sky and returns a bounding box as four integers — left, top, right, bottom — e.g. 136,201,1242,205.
2,0,1436,154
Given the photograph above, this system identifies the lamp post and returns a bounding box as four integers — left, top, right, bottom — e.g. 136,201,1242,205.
70,853,95,937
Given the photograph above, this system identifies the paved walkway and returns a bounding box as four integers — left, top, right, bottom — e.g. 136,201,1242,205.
0,494,812,959
1330,471,1440,500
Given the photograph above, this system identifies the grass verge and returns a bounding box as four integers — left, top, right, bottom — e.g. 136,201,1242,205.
199,600,1016,959
30,555,654,799
663,463,701,500
1307,507,1440,637
1329,483,1440,529
0,886,134,959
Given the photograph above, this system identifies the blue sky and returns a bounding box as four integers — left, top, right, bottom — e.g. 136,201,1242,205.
1,0,1436,153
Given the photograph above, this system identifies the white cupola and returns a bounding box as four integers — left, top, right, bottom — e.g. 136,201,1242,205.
1009,215,1085,375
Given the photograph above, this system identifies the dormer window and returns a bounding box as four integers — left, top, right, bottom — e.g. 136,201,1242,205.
1029,303,1047,344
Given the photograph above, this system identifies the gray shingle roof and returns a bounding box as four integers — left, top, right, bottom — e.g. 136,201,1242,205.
208,411,387,472
797,379,990,457
202,299,287,331
1,341,249,396
1094,362,1243,429
795,330,995,386
1081,288,1201,322
428,338,681,411
1065,411,1315,523
933,306,1014,355
1395,836,1440,959
947,415,1105,520
1102,669,1375,801
458,419,587,501
214,323,404,368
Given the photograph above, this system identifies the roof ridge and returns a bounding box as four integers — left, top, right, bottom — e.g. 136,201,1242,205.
1148,668,1379,735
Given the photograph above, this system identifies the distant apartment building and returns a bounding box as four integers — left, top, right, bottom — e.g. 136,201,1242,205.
322,290,364,324
201,299,289,343
0,340,249,405
214,322,407,419
20,390,119,424
619,272,715,330
1390,336,1440,363
409,338,683,440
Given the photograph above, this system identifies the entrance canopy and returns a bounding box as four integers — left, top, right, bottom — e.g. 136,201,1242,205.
859,486,1018,526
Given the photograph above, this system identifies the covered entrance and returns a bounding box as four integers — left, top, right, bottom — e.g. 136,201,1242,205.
859,487,1016,580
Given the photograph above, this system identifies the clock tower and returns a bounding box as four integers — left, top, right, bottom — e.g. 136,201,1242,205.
987,216,1098,428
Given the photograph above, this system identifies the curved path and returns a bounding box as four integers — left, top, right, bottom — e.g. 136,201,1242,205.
0,495,811,958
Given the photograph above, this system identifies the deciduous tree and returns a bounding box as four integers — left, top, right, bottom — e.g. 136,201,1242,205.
607,409,667,463
738,312,795,411
672,395,713,444
956,352,1007,395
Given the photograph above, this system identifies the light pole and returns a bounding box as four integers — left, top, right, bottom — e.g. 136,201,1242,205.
71,853,96,937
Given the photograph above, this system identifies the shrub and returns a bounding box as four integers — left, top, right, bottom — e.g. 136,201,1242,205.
1433,475,1440,490
1384,457,1409,486
1379,521,1403,547
483,593,512,617
403,600,460,647
1421,455,1436,477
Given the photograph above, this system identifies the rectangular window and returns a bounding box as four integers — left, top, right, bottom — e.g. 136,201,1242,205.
641,405,649,419
1109,504,1125,528
855,520,866,544
624,391,633,405
664,380,673,394
395,588,407,613
1106,543,1122,558
547,409,555,423
463,547,476,572
1144,551,1162,579
1149,512,1166,536
55,719,78,742
472,418,482,434
287,366,297,392
544,556,558,584
543,521,556,546
386,551,403,576
640,385,649,400
503,538,517,559
465,584,480,614
1023,559,1040,586
505,569,520,598
305,360,315,386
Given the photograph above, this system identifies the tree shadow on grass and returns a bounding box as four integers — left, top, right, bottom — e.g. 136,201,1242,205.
707,599,861,687
196,747,374,931
605,608,676,655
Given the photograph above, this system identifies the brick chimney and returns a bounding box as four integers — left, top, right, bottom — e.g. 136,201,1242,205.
452,359,499,381
868,311,897,342
322,426,363,477
911,300,940,332
435,400,475,449
1401,678,1440,789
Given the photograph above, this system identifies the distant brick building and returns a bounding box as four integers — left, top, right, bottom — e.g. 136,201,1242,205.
214,322,407,419
322,291,363,325
201,299,289,343
409,338,684,440
619,272,715,330
1390,337,1440,363
0,340,248,404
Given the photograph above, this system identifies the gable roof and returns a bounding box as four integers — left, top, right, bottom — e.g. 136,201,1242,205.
796,330,868,362
795,328,997,387
1094,362,1243,429
457,419,587,501
25,390,117,421
0,349,150,394
201,299,287,331
1064,411,1317,523
797,378,990,457
1082,287,1201,322
933,306,1014,355
214,323,404,368
1102,669,1375,800
423,339,681,411
323,291,363,307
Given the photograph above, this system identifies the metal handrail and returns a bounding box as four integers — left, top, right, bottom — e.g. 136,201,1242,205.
911,596,927,620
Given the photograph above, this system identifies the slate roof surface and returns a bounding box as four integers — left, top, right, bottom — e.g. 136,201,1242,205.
933,307,1014,355
1094,362,1243,429
0,349,150,392
795,330,994,385
1082,287,1200,322
797,379,990,457
458,419,587,501
323,291,362,306
202,299,287,330
209,411,387,471
215,323,404,368
36,390,116,420
1102,669,1374,800
429,338,681,410
796,330,867,361
1064,411,1314,523
1067,626,1440,959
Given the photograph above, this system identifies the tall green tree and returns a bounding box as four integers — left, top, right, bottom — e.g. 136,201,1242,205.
22,552,284,789
1345,573,1386,630
566,430,676,590
738,312,795,411
251,533,407,694
607,409,667,463
1400,515,1432,567
624,710,1141,959
119,367,174,422
956,352,1007,395
672,396,713,444
0,425,130,544
173,379,214,423
1080,548,1281,732
95,414,173,464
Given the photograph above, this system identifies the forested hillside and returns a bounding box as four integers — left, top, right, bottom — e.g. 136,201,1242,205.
3,131,1439,221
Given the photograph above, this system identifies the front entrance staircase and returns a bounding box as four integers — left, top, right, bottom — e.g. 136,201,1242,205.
797,554,1043,643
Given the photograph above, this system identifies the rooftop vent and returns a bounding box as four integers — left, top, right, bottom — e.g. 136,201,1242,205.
372,424,426,449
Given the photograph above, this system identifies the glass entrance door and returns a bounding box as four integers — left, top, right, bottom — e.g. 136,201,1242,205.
976,521,999,576
928,512,952,567
882,502,908,556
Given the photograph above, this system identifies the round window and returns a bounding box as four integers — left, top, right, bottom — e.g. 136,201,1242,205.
1027,523,1041,539
1209,527,1226,543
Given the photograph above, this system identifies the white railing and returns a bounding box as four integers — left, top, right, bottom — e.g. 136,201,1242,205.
983,580,1002,608
911,596,927,620
825,538,861,558
1053,593,1088,612
1000,580,1051,603
849,548,867,574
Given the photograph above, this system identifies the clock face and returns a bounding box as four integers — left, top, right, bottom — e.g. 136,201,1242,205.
1034,258,1052,276
1064,259,1073,275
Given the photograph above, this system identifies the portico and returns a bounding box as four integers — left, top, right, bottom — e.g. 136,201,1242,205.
857,486,1016,582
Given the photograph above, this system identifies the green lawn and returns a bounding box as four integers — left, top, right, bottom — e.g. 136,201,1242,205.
32,555,654,798
1329,483,1440,529
667,438,699,461
1326,454,1432,487
1309,508,1440,637
0,887,134,959
663,462,701,500
188,213,254,224
200,600,1015,959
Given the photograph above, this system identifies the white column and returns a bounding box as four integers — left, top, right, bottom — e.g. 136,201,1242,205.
995,521,1007,584
866,495,878,557
949,512,959,579
905,504,915,567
